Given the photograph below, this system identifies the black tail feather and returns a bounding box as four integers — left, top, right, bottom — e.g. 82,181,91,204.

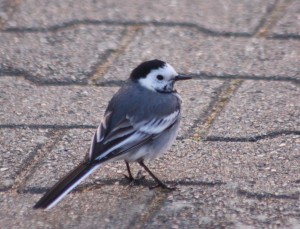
34,162,98,209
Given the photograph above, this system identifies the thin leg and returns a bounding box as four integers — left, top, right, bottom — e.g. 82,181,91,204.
124,161,134,181
124,161,145,184
139,160,175,190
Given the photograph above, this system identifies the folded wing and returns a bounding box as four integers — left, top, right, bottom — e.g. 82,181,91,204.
88,110,180,162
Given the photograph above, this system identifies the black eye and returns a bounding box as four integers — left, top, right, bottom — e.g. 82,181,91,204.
156,75,164,80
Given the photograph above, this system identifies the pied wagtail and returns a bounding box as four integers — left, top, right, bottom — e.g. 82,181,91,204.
34,59,191,209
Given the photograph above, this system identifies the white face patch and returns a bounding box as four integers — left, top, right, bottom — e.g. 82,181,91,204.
138,64,178,92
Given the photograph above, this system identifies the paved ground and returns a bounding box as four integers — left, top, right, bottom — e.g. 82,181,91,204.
0,0,299,228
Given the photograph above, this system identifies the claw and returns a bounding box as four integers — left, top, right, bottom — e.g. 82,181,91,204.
138,160,176,191
124,170,145,186
149,183,176,191
123,174,134,182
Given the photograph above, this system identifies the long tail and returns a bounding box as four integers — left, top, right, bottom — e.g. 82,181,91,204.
34,162,100,209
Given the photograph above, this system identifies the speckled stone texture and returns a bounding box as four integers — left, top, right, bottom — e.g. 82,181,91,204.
0,0,299,228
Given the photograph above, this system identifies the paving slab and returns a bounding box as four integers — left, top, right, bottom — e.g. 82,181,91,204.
98,26,300,83
0,25,124,83
0,128,50,190
0,76,224,138
23,129,300,227
24,129,93,190
174,79,224,138
0,77,118,125
271,0,300,37
147,184,300,228
25,130,197,191
1,0,299,228
0,0,18,25
207,80,300,138
23,128,182,192
26,129,300,197
159,136,300,195
0,188,155,229
147,135,300,228
5,0,276,35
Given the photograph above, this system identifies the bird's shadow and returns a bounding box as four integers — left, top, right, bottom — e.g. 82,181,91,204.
21,178,224,195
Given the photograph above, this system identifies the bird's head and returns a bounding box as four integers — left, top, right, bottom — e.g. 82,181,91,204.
130,59,191,93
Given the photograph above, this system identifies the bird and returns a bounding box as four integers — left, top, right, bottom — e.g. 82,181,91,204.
34,59,191,209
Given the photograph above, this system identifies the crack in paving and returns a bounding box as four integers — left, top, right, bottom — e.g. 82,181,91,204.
1,125,298,143
88,25,143,85
256,0,293,38
129,191,169,229
3,19,255,37
205,130,300,142
253,0,300,40
95,80,126,87
0,124,96,129
272,33,300,39
1,69,299,86
184,80,231,139
252,0,280,36
10,129,66,194
83,48,117,84
98,73,300,86
3,18,300,40
191,73,300,85
237,188,299,200
191,79,244,141
0,48,117,85
0,67,86,86
17,179,224,195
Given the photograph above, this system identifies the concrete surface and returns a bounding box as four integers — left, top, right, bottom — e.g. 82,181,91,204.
0,0,299,228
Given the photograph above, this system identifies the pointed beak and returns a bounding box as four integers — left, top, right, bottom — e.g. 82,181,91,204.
174,74,192,81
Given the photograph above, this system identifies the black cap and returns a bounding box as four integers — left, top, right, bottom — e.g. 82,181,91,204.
130,59,166,81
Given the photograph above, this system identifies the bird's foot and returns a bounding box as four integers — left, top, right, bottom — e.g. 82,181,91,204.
124,170,145,186
149,182,176,191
